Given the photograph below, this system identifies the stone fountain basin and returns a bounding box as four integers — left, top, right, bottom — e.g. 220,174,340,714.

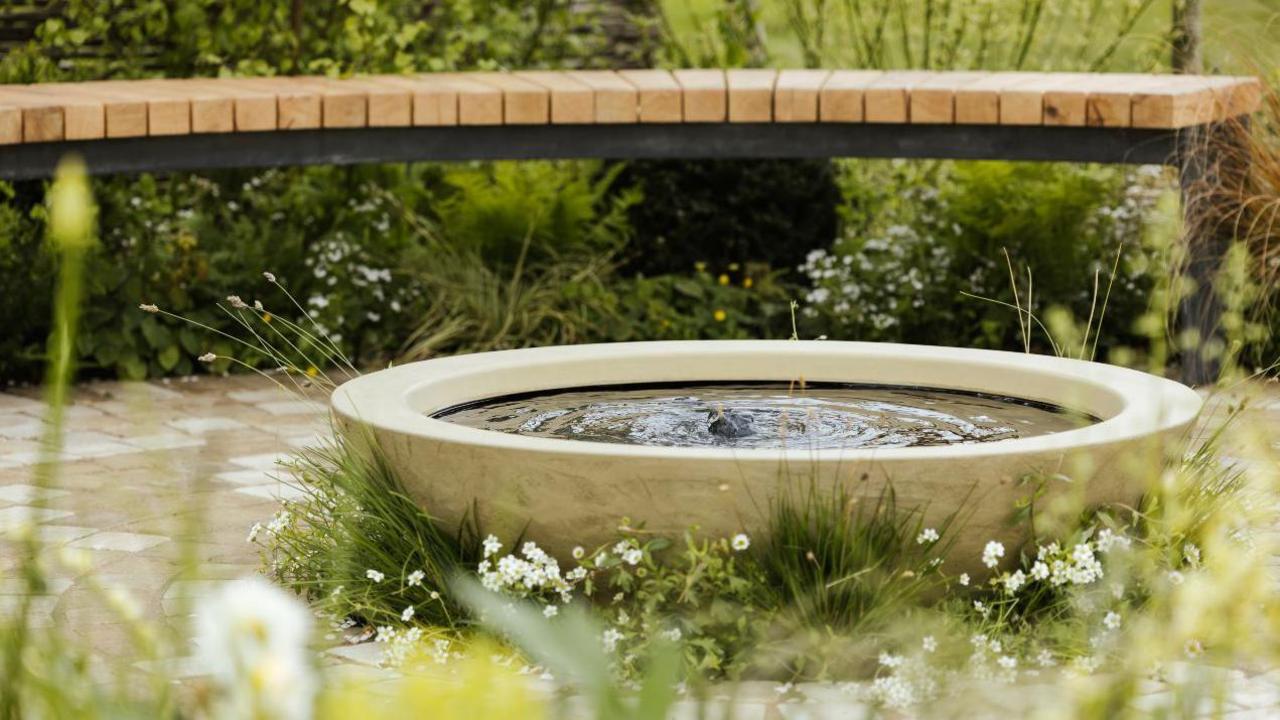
331,340,1202,570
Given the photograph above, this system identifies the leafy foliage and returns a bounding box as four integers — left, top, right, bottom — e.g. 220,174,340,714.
799,162,1167,355
615,158,841,278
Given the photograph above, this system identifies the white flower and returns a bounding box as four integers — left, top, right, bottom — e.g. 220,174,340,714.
1036,649,1057,668
1167,570,1185,586
661,628,682,642
1030,561,1050,581
878,652,904,668
731,533,751,551
401,606,414,622
1103,611,1121,631
543,605,558,618
483,534,502,558
622,548,643,566
916,528,939,545
429,591,440,600
572,546,585,560
194,577,316,720
246,523,262,543
973,600,989,617
406,570,425,587
1003,570,1027,594
922,636,937,653
982,541,1005,568
958,573,970,586
1183,543,1201,566
601,628,624,653
365,569,384,583
997,655,1017,670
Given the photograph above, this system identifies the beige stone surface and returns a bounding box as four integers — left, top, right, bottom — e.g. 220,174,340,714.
0,373,327,661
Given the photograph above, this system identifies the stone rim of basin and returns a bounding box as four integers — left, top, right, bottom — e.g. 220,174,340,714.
331,340,1202,461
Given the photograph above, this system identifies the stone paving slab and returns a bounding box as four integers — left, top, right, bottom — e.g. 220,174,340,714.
0,372,1277,716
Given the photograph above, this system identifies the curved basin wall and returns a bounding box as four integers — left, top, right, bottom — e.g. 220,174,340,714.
332,341,1202,572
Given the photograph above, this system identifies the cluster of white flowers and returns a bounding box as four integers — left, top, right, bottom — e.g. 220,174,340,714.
916,528,939,545
861,654,940,710
478,536,574,604
986,527,1131,598
799,215,954,336
374,625,457,668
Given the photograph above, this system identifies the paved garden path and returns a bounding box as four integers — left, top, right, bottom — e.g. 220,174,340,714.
1,372,1279,717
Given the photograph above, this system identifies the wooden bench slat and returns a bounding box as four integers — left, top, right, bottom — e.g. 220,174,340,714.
140,78,235,134
726,69,776,123
565,70,637,123
774,69,830,123
1204,76,1262,121
514,71,594,124
429,74,502,126
864,70,936,123
339,78,411,128
0,104,20,145
0,86,85,141
206,78,317,131
470,73,549,125
672,69,726,123
1132,77,1218,129
909,72,991,124
70,79,190,136
168,79,277,132
18,83,140,139
365,75,459,127
616,70,681,123
818,70,883,122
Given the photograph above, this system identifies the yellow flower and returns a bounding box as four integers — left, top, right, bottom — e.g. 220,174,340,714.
306,366,319,378
713,309,727,322
694,261,707,272
262,312,272,324
718,274,730,286
743,277,754,289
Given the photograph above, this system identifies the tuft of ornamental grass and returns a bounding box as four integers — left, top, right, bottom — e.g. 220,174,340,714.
259,427,476,631
757,480,963,634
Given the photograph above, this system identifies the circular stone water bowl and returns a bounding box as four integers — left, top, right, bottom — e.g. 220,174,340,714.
331,340,1202,572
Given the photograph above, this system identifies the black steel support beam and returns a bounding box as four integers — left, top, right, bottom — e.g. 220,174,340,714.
0,123,1179,180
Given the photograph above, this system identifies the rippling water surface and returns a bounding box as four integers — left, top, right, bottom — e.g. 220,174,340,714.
433,382,1092,450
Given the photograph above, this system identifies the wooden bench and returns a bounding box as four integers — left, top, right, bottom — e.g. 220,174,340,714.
0,70,1260,175
0,70,1264,384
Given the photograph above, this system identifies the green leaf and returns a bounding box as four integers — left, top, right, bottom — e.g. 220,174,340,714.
117,355,147,380
157,344,181,371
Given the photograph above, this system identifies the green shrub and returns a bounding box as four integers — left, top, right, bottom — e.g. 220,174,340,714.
614,159,841,277
0,166,429,382
799,161,1168,354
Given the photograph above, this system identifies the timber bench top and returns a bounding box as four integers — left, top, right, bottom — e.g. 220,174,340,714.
0,70,1262,179
0,70,1261,144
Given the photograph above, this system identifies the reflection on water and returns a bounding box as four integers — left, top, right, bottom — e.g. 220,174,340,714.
433,382,1094,450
